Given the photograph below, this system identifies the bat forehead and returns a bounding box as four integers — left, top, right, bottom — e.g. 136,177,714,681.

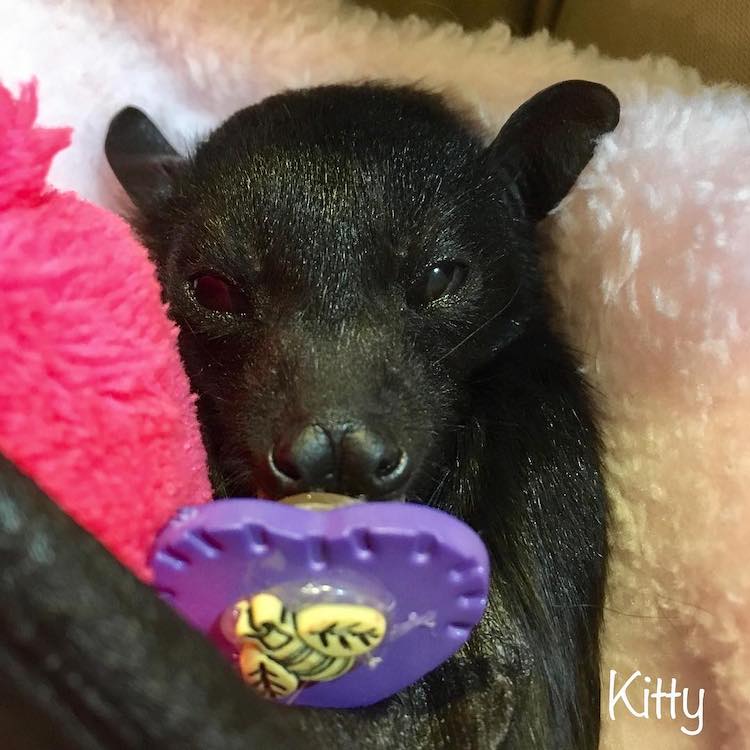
186,144,468,271
171,88,487,311
190,85,482,219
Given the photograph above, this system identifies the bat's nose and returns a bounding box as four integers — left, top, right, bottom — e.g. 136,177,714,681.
267,421,411,499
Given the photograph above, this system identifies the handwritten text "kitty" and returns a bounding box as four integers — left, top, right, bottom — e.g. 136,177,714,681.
608,670,704,736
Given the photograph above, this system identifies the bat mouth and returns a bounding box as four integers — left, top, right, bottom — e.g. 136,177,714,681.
212,483,407,505
208,447,414,503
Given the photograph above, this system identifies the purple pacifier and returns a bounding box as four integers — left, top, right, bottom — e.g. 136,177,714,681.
150,493,489,708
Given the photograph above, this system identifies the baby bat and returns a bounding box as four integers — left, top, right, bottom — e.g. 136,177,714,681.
106,79,619,749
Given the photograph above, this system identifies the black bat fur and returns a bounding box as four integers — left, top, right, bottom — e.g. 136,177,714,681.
0,455,319,750
104,80,619,749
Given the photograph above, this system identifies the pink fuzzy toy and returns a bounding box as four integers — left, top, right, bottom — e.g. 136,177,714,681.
0,80,211,581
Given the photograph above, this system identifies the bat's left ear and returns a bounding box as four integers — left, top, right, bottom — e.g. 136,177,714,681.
105,107,184,209
484,80,620,223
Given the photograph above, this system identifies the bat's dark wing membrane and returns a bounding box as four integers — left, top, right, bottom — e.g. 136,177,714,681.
0,453,314,750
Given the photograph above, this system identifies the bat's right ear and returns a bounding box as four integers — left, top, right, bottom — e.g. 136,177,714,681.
105,107,183,208
483,80,619,223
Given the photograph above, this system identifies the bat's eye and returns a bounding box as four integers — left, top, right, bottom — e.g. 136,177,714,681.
410,262,468,306
190,274,250,314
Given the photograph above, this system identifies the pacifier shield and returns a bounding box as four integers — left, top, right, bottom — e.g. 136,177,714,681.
150,499,489,708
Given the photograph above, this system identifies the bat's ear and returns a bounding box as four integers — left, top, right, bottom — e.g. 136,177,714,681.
484,80,620,223
105,107,184,208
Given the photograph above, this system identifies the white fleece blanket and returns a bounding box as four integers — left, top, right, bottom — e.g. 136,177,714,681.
1,2,748,748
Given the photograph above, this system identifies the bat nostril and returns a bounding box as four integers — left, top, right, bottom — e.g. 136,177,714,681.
375,449,404,479
269,445,302,482
268,424,335,491
341,428,411,496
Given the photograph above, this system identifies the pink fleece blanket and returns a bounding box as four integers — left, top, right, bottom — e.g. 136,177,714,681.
0,2,747,747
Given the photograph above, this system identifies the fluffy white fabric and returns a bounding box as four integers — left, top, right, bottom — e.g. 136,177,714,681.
1,1,747,748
